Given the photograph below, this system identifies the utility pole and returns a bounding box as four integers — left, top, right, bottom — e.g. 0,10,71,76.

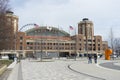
75,27,77,60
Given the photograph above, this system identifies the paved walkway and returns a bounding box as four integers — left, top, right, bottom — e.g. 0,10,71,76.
6,58,120,80
0,61,17,80
7,62,19,80
70,59,120,80
21,59,102,80
99,62,120,70
0,69,12,80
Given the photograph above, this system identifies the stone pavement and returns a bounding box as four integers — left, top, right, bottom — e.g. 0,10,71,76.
6,58,120,80
21,59,102,80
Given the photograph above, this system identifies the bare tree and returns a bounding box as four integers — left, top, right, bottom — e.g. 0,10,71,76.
113,38,120,57
109,27,115,59
0,0,11,31
0,0,11,14
109,28,114,50
110,28,114,50
0,0,11,50
109,27,120,58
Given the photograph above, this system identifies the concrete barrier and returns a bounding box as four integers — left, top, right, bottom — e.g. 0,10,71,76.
0,65,7,75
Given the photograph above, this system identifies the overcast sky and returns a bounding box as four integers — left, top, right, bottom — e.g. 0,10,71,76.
10,0,120,40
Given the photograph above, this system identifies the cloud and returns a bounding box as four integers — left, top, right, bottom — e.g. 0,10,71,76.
11,0,120,39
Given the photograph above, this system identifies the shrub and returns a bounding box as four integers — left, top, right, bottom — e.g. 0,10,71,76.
0,60,13,67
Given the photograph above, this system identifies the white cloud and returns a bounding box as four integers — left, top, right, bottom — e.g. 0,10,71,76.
11,0,120,40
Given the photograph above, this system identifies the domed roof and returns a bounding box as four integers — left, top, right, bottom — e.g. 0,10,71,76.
25,26,70,37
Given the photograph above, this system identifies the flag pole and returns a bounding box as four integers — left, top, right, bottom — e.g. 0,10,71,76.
45,24,47,57
74,25,77,60
69,26,71,36
69,26,71,57
69,25,74,57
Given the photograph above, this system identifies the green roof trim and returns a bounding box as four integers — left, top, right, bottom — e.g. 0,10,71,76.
25,26,70,37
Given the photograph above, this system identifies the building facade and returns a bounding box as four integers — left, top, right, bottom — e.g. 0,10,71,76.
0,11,18,50
16,18,108,58
0,12,108,58
0,11,18,59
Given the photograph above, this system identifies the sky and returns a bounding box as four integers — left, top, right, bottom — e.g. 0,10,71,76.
10,0,120,41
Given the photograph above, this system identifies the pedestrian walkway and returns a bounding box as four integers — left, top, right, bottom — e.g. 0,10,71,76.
7,63,19,80
69,59,120,80
0,69,11,80
0,61,17,80
21,59,102,80
7,61,17,69
6,58,120,80
99,62,120,70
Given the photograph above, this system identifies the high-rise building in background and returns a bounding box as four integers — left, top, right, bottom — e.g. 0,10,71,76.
78,18,94,38
0,11,18,50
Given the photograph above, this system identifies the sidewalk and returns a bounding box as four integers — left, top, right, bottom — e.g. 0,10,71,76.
19,59,104,80
5,58,120,80
7,61,17,69
69,59,120,80
7,62,20,80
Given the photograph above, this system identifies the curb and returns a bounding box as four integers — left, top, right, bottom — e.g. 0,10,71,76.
7,63,19,80
7,61,17,69
0,65,7,75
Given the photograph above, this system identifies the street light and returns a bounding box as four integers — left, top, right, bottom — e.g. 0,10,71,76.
57,27,60,59
40,36,43,61
17,23,38,61
34,27,43,61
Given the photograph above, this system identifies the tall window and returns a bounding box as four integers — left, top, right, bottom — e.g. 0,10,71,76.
20,36,23,40
82,25,85,35
20,46,22,50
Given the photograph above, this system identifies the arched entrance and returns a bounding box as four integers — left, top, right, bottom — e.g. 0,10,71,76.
59,52,69,57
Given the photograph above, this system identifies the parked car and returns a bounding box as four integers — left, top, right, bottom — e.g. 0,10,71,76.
2,55,9,60
111,54,117,58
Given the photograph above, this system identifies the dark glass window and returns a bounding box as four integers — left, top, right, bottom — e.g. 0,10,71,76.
20,46,22,50
20,36,23,40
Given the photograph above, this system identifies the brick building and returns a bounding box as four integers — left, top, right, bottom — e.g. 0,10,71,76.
0,12,108,58
0,11,18,50
16,18,108,58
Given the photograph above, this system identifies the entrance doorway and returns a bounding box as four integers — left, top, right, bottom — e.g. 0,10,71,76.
59,52,69,57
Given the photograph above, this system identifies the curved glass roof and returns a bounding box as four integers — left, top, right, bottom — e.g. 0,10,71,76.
25,26,70,37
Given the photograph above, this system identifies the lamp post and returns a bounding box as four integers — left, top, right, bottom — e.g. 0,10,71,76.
17,23,38,61
57,27,60,59
34,30,37,60
34,27,43,61
40,36,43,61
